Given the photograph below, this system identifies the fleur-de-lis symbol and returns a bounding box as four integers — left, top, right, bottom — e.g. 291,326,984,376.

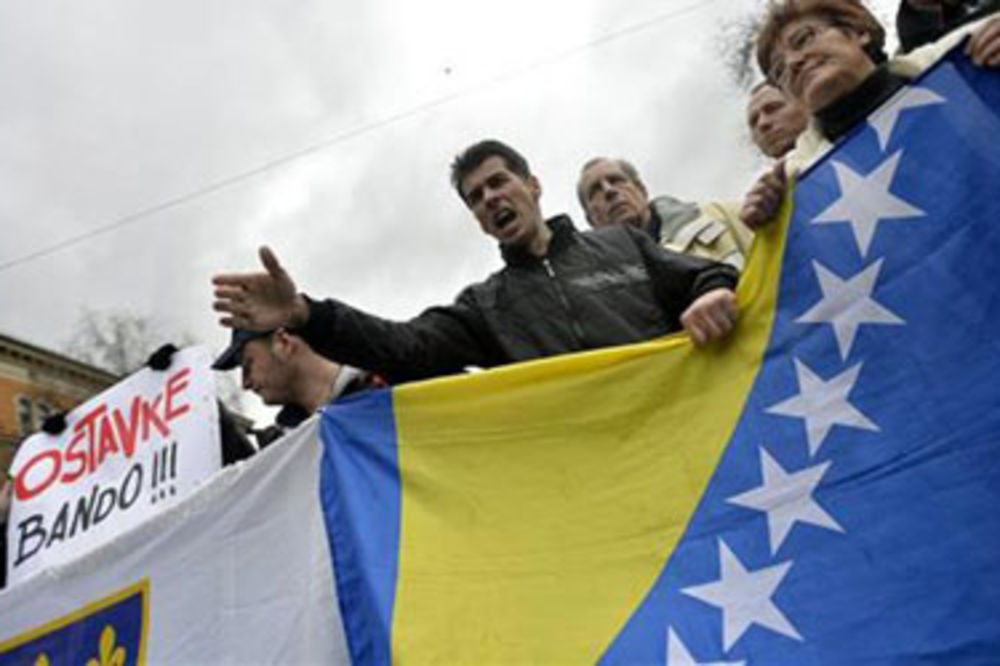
34,654,50,666
85,625,126,666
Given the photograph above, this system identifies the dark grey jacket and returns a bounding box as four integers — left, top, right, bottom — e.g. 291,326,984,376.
897,0,1000,53
296,216,738,383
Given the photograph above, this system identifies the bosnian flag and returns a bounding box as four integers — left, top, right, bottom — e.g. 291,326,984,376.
2,46,999,665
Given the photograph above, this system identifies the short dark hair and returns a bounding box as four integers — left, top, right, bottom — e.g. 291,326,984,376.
450,139,531,203
757,0,887,84
749,79,778,96
576,157,648,213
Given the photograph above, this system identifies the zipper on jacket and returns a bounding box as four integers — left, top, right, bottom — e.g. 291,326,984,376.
541,257,587,347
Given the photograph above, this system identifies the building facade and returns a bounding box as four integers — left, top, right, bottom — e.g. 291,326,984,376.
0,334,118,473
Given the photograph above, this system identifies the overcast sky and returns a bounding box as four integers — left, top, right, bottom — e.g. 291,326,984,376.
0,0,898,422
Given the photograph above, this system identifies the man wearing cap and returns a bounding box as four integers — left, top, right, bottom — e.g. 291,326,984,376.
212,140,741,384
214,328,380,438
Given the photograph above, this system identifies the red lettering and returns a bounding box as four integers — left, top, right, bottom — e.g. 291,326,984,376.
112,397,142,458
13,370,200,500
96,414,119,467
141,395,169,440
76,403,107,475
14,449,62,501
61,427,89,484
164,367,192,422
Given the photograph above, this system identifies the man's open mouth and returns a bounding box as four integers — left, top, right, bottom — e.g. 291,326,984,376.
495,209,516,229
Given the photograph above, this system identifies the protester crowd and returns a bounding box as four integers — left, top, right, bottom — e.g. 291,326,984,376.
210,0,1000,413
2,0,998,592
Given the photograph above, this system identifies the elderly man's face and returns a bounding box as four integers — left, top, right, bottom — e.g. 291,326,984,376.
747,85,809,159
578,159,651,229
769,16,876,113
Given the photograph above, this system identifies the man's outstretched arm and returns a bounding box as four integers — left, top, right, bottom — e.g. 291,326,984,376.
212,247,500,383
294,292,503,384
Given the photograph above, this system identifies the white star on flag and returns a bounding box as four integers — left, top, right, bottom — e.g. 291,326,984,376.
728,447,844,554
813,151,925,257
796,259,904,360
666,627,746,666
868,85,945,150
681,539,802,651
767,358,879,457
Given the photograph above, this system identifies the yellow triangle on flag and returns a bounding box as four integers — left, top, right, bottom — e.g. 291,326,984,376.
392,201,791,664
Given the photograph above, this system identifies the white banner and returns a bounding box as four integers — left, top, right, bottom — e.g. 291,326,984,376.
0,419,349,665
6,346,221,584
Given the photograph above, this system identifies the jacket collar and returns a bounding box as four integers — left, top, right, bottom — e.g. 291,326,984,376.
500,214,577,266
276,403,311,429
645,205,664,244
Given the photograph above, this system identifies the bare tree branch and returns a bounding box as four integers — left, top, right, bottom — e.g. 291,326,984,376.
62,308,244,413
715,3,767,91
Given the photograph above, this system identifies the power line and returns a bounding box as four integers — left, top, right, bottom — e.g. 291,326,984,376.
0,0,729,275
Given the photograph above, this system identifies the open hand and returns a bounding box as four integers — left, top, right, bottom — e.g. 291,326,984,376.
212,246,309,331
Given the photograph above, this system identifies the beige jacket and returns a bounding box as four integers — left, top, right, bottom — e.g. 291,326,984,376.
653,196,753,271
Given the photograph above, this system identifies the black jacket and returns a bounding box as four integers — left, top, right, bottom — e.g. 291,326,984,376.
0,523,6,589
816,65,908,142
897,0,1000,53
296,216,738,383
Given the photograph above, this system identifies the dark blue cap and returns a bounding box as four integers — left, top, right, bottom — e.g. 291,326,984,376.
212,329,273,370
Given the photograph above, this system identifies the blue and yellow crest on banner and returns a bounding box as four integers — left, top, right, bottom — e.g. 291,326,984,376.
0,580,148,665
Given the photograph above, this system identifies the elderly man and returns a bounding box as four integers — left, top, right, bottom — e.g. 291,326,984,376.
213,140,740,383
577,84,806,268
741,0,1000,228
576,157,751,270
